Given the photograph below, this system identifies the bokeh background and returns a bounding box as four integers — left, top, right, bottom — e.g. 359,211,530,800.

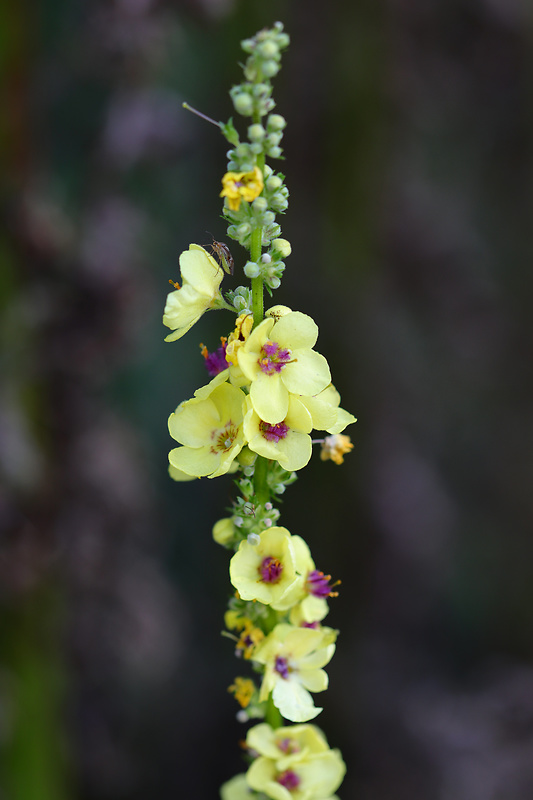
1,0,532,798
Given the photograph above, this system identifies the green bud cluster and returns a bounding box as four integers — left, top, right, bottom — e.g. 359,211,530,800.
243,235,292,291
220,23,291,301
225,285,252,315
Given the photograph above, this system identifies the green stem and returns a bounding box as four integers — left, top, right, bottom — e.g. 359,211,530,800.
250,226,264,327
265,694,283,729
253,455,270,505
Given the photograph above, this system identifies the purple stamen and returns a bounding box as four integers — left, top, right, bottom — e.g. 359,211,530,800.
274,655,290,679
260,421,289,443
259,556,283,584
277,770,301,791
258,340,292,375
202,342,228,376
306,569,339,598
301,620,320,629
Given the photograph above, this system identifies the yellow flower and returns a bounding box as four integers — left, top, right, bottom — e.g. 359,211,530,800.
225,612,265,658
163,244,224,341
220,166,264,211
320,434,353,465
229,527,300,606
237,310,331,425
243,395,313,473
252,623,337,723
228,676,255,708
246,746,346,800
246,723,331,768
168,373,246,478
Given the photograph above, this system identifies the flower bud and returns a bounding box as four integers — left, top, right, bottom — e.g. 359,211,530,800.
267,146,282,159
272,238,291,257
241,38,255,53
236,223,251,237
252,82,270,98
262,211,276,225
259,41,279,59
266,175,283,192
237,446,257,467
268,276,281,289
248,124,265,141
270,194,288,212
267,114,287,132
212,518,235,546
266,132,283,147
244,64,258,82
250,142,263,155
261,253,272,263
247,533,261,546
244,260,260,279
232,92,253,116
252,197,268,213
262,60,280,78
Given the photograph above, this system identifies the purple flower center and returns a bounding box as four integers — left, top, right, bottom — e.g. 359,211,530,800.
277,737,300,755
277,770,301,791
301,620,320,629
260,421,289,443
259,556,283,584
258,340,292,375
306,569,338,598
201,341,228,376
274,655,290,679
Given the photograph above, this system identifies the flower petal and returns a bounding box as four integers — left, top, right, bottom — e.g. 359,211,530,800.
168,399,220,447
273,679,322,723
168,446,220,477
273,311,319,350
250,372,289,424
282,350,331,397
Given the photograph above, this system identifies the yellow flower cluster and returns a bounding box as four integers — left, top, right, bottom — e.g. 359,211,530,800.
221,723,346,800
165,286,356,479
163,240,352,799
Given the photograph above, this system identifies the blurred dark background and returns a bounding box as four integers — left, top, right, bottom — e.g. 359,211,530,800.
1,0,532,798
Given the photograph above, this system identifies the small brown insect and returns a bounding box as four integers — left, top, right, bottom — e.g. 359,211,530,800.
205,235,234,275
242,502,256,517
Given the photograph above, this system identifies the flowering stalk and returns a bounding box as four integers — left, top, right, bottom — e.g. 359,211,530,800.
163,23,356,799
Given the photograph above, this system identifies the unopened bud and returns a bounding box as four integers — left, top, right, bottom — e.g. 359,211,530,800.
248,124,265,141
244,261,260,279
252,197,268,213
272,238,291,257
267,114,287,132
266,175,283,192
257,41,279,59
232,92,253,116
262,60,280,78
